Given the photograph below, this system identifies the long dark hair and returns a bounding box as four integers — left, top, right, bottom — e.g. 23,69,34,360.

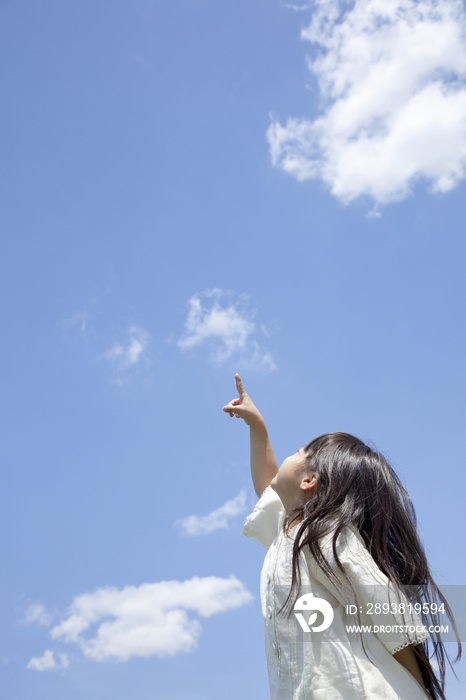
280,432,461,700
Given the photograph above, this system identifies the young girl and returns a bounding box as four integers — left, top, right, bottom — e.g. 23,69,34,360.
223,374,461,700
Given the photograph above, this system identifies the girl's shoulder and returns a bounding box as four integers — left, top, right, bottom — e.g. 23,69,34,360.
315,521,377,563
314,522,390,587
316,520,360,550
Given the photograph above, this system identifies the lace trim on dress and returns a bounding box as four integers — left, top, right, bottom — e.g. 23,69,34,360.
390,631,430,655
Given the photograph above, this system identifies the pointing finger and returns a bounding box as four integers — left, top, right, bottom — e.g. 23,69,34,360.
235,373,246,397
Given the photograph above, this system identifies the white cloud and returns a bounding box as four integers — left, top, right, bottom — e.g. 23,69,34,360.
285,2,312,10
175,490,248,536
177,290,276,372
268,0,466,206
29,576,252,663
104,326,148,367
27,650,69,672
24,604,51,627
103,325,150,383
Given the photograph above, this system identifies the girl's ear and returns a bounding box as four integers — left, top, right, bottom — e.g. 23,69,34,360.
301,472,319,493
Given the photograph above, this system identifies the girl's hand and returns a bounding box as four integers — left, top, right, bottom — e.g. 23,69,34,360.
222,374,263,426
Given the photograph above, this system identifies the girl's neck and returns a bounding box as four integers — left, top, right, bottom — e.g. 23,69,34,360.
286,514,303,533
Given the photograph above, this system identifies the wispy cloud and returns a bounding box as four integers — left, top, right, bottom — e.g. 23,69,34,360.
27,650,69,672
177,290,276,372
268,0,466,207
60,311,89,334
103,325,150,384
26,576,252,664
24,603,52,627
175,490,247,536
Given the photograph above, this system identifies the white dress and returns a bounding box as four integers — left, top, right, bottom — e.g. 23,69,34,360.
242,485,430,700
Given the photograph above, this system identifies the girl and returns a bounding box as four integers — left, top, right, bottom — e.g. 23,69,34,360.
223,374,461,700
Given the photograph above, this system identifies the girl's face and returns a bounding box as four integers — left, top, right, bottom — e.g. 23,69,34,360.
270,447,316,511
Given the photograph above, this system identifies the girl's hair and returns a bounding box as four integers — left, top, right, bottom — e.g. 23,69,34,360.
280,431,461,700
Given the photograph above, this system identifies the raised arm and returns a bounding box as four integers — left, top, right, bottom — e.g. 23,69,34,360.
223,374,278,497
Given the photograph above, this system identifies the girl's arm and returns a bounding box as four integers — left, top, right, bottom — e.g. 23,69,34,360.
392,646,429,697
223,374,278,497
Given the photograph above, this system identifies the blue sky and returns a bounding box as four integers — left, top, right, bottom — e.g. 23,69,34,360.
1,1,465,698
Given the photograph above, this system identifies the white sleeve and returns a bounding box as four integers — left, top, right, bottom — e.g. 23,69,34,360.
241,484,285,549
305,524,430,654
